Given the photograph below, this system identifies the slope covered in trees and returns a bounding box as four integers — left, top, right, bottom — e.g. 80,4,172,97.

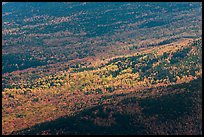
2,2,202,135
2,38,202,135
10,77,202,135
2,2,202,74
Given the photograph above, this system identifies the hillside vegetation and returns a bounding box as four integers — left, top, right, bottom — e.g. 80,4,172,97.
11,78,202,135
2,2,201,74
2,39,202,135
2,2,202,135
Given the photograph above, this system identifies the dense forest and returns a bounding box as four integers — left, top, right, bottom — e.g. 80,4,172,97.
2,2,202,135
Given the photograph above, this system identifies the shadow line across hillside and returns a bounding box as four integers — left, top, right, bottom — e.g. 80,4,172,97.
11,78,202,135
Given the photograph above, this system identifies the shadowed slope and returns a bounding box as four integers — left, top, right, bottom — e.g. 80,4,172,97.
12,78,202,135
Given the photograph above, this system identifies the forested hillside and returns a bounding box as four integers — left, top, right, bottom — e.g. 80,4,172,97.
2,38,202,135
2,2,202,135
2,2,201,74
